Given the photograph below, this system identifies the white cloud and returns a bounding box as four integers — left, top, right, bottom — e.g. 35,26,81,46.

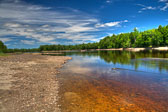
159,0,168,2
96,22,120,27
95,20,128,28
21,40,35,45
106,0,111,3
142,6,156,10
41,25,50,28
0,38,12,42
160,3,168,10
123,20,128,22
0,0,128,46
0,0,100,44
1,0,20,3
159,0,168,11
137,4,157,13
137,1,168,12
4,23,21,28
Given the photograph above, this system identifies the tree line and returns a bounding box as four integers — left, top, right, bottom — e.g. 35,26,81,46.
99,25,168,49
0,40,7,53
6,48,40,53
1,24,168,52
39,42,99,51
39,25,168,51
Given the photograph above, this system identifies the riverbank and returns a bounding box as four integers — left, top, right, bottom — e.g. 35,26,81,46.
40,47,168,53
0,52,8,56
0,54,71,112
96,47,168,52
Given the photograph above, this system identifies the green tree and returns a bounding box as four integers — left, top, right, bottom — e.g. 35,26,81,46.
0,41,7,52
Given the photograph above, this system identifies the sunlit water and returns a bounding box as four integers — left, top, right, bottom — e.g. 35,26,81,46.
52,50,168,112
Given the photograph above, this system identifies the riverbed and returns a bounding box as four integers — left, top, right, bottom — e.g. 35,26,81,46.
57,50,168,112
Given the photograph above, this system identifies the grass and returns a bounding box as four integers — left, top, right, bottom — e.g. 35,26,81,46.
0,52,8,56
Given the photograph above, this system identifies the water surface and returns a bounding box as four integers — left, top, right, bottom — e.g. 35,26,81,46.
56,50,168,112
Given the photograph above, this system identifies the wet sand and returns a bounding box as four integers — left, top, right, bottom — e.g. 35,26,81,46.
0,54,71,112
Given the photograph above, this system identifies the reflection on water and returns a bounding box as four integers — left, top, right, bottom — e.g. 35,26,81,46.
56,51,168,112
58,50,168,74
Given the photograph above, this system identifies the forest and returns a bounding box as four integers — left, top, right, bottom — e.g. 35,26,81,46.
0,24,168,52
0,40,7,53
39,25,168,51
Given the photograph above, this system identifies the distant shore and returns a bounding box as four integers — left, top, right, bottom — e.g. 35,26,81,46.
96,47,168,52
40,47,168,53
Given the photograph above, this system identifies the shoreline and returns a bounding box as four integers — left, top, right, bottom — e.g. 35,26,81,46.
0,54,71,112
39,47,168,53
93,47,168,52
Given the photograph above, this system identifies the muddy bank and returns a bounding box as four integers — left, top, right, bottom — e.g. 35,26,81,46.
0,54,71,112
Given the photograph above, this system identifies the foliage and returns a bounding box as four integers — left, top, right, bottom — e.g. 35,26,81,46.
1,24,168,52
0,52,8,56
39,43,99,51
0,40,7,53
98,25,168,49
39,24,168,51
5,48,40,53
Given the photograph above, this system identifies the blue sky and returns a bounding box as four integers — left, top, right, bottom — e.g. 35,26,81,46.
0,0,168,48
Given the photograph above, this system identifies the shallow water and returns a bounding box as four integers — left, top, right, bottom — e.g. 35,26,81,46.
56,50,168,112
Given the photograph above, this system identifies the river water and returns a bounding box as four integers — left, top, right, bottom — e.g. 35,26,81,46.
55,50,168,112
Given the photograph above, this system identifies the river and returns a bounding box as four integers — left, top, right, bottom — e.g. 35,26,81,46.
53,50,168,112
